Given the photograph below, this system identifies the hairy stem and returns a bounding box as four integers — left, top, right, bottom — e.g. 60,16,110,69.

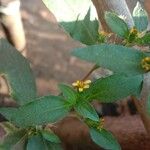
82,65,99,81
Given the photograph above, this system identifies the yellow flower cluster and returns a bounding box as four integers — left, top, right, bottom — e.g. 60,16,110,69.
72,80,91,92
130,27,138,35
129,27,145,38
97,118,105,131
141,57,150,71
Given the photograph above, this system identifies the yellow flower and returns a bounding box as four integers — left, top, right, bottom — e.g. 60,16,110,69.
97,118,105,131
130,27,138,35
72,80,91,92
141,57,150,71
129,27,145,38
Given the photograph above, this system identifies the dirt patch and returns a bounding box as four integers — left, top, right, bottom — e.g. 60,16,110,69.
50,115,150,150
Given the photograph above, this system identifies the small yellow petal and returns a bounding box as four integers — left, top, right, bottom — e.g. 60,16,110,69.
79,88,83,92
84,85,90,89
145,57,150,61
76,80,80,84
137,32,145,38
84,80,91,84
72,79,91,92
72,82,78,86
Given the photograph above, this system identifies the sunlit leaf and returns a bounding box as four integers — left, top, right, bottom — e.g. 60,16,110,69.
133,2,149,32
105,12,129,38
42,0,99,45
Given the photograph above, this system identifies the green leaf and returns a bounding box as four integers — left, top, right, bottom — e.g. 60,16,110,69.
46,142,63,150
0,129,27,150
90,128,121,150
72,43,146,75
75,101,99,122
42,0,99,45
81,74,143,102
136,33,150,45
59,84,77,105
27,135,63,150
60,9,99,45
133,2,149,32
41,130,61,143
0,39,36,105
105,12,129,38
26,135,48,150
0,95,70,127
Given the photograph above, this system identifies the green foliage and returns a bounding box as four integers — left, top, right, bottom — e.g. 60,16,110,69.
41,130,61,143
46,142,63,150
105,12,129,38
0,127,63,150
60,9,99,45
27,133,62,150
0,39,36,105
26,135,48,150
0,129,27,150
72,44,146,75
0,95,69,127
133,2,149,32
75,101,99,121
136,33,150,45
81,74,143,102
90,128,121,150
42,0,99,45
59,84,77,105
0,1,149,149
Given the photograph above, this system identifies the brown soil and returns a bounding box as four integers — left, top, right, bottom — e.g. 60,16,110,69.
0,0,150,149
53,115,150,150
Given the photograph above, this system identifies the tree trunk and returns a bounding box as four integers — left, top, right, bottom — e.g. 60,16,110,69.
92,0,134,32
0,0,26,56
